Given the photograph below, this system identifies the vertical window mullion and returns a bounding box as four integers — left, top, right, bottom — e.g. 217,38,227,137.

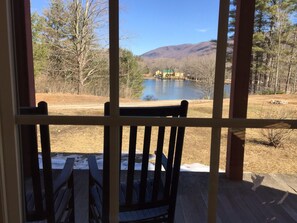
0,0,23,221
208,0,230,222
109,0,120,222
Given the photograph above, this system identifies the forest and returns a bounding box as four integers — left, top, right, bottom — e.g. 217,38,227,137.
231,0,297,94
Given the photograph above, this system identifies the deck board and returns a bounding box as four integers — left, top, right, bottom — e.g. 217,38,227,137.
73,170,89,222
71,171,297,222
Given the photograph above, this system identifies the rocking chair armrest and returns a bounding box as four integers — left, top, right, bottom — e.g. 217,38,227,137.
154,151,168,170
88,155,103,187
53,158,75,193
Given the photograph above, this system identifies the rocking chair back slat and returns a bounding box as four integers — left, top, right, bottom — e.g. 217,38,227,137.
38,102,55,221
102,102,110,222
20,107,43,215
168,106,188,222
152,126,165,201
126,126,137,205
139,126,151,203
164,125,177,198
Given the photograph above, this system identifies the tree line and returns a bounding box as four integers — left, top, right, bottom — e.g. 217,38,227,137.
230,0,297,94
32,0,143,98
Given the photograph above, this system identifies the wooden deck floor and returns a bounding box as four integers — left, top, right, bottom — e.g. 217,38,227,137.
73,170,297,222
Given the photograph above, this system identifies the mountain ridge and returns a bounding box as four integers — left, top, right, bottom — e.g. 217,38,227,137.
140,40,217,59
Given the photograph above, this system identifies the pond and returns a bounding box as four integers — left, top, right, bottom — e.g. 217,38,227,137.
141,79,230,100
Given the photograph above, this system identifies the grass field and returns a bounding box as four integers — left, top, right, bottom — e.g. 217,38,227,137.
36,93,297,174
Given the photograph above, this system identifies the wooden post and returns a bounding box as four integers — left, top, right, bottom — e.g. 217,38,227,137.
109,0,120,222
13,0,36,106
226,0,255,180
13,0,36,177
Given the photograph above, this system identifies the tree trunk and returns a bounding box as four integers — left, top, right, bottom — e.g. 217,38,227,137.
274,33,281,94
285,33,296,94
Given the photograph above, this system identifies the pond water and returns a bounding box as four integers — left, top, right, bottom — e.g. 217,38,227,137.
141,79,230,100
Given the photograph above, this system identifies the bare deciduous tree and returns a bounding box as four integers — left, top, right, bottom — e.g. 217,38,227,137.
181,54,216,99
67,0,108,94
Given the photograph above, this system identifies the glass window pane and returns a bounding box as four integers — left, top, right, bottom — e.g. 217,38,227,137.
119,0,222,117
247,94,297,120
30,0,110,115
244,128,297,173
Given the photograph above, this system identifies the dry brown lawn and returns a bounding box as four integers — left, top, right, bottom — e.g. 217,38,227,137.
36,93,297,174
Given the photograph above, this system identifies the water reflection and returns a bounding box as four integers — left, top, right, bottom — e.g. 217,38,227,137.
142,79,230,100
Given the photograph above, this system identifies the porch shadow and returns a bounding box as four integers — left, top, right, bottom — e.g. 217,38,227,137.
72,170,297,222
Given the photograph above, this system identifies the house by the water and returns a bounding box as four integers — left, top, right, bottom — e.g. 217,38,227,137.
154,69,184,79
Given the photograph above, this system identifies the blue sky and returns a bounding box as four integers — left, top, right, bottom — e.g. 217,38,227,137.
120,0,220,55
31,0,220,55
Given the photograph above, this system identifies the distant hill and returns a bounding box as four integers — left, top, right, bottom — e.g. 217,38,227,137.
140,41,217,59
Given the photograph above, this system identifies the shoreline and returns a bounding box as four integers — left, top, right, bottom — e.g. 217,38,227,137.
143,76,232,84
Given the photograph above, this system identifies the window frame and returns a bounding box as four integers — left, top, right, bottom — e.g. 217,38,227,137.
0,0,23,221
1,0,297,222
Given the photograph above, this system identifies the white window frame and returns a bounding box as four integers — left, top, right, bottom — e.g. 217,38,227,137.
1,0,297,222
0,0,23,221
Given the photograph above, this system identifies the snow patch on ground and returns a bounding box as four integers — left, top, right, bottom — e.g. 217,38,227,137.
40,154,223,172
